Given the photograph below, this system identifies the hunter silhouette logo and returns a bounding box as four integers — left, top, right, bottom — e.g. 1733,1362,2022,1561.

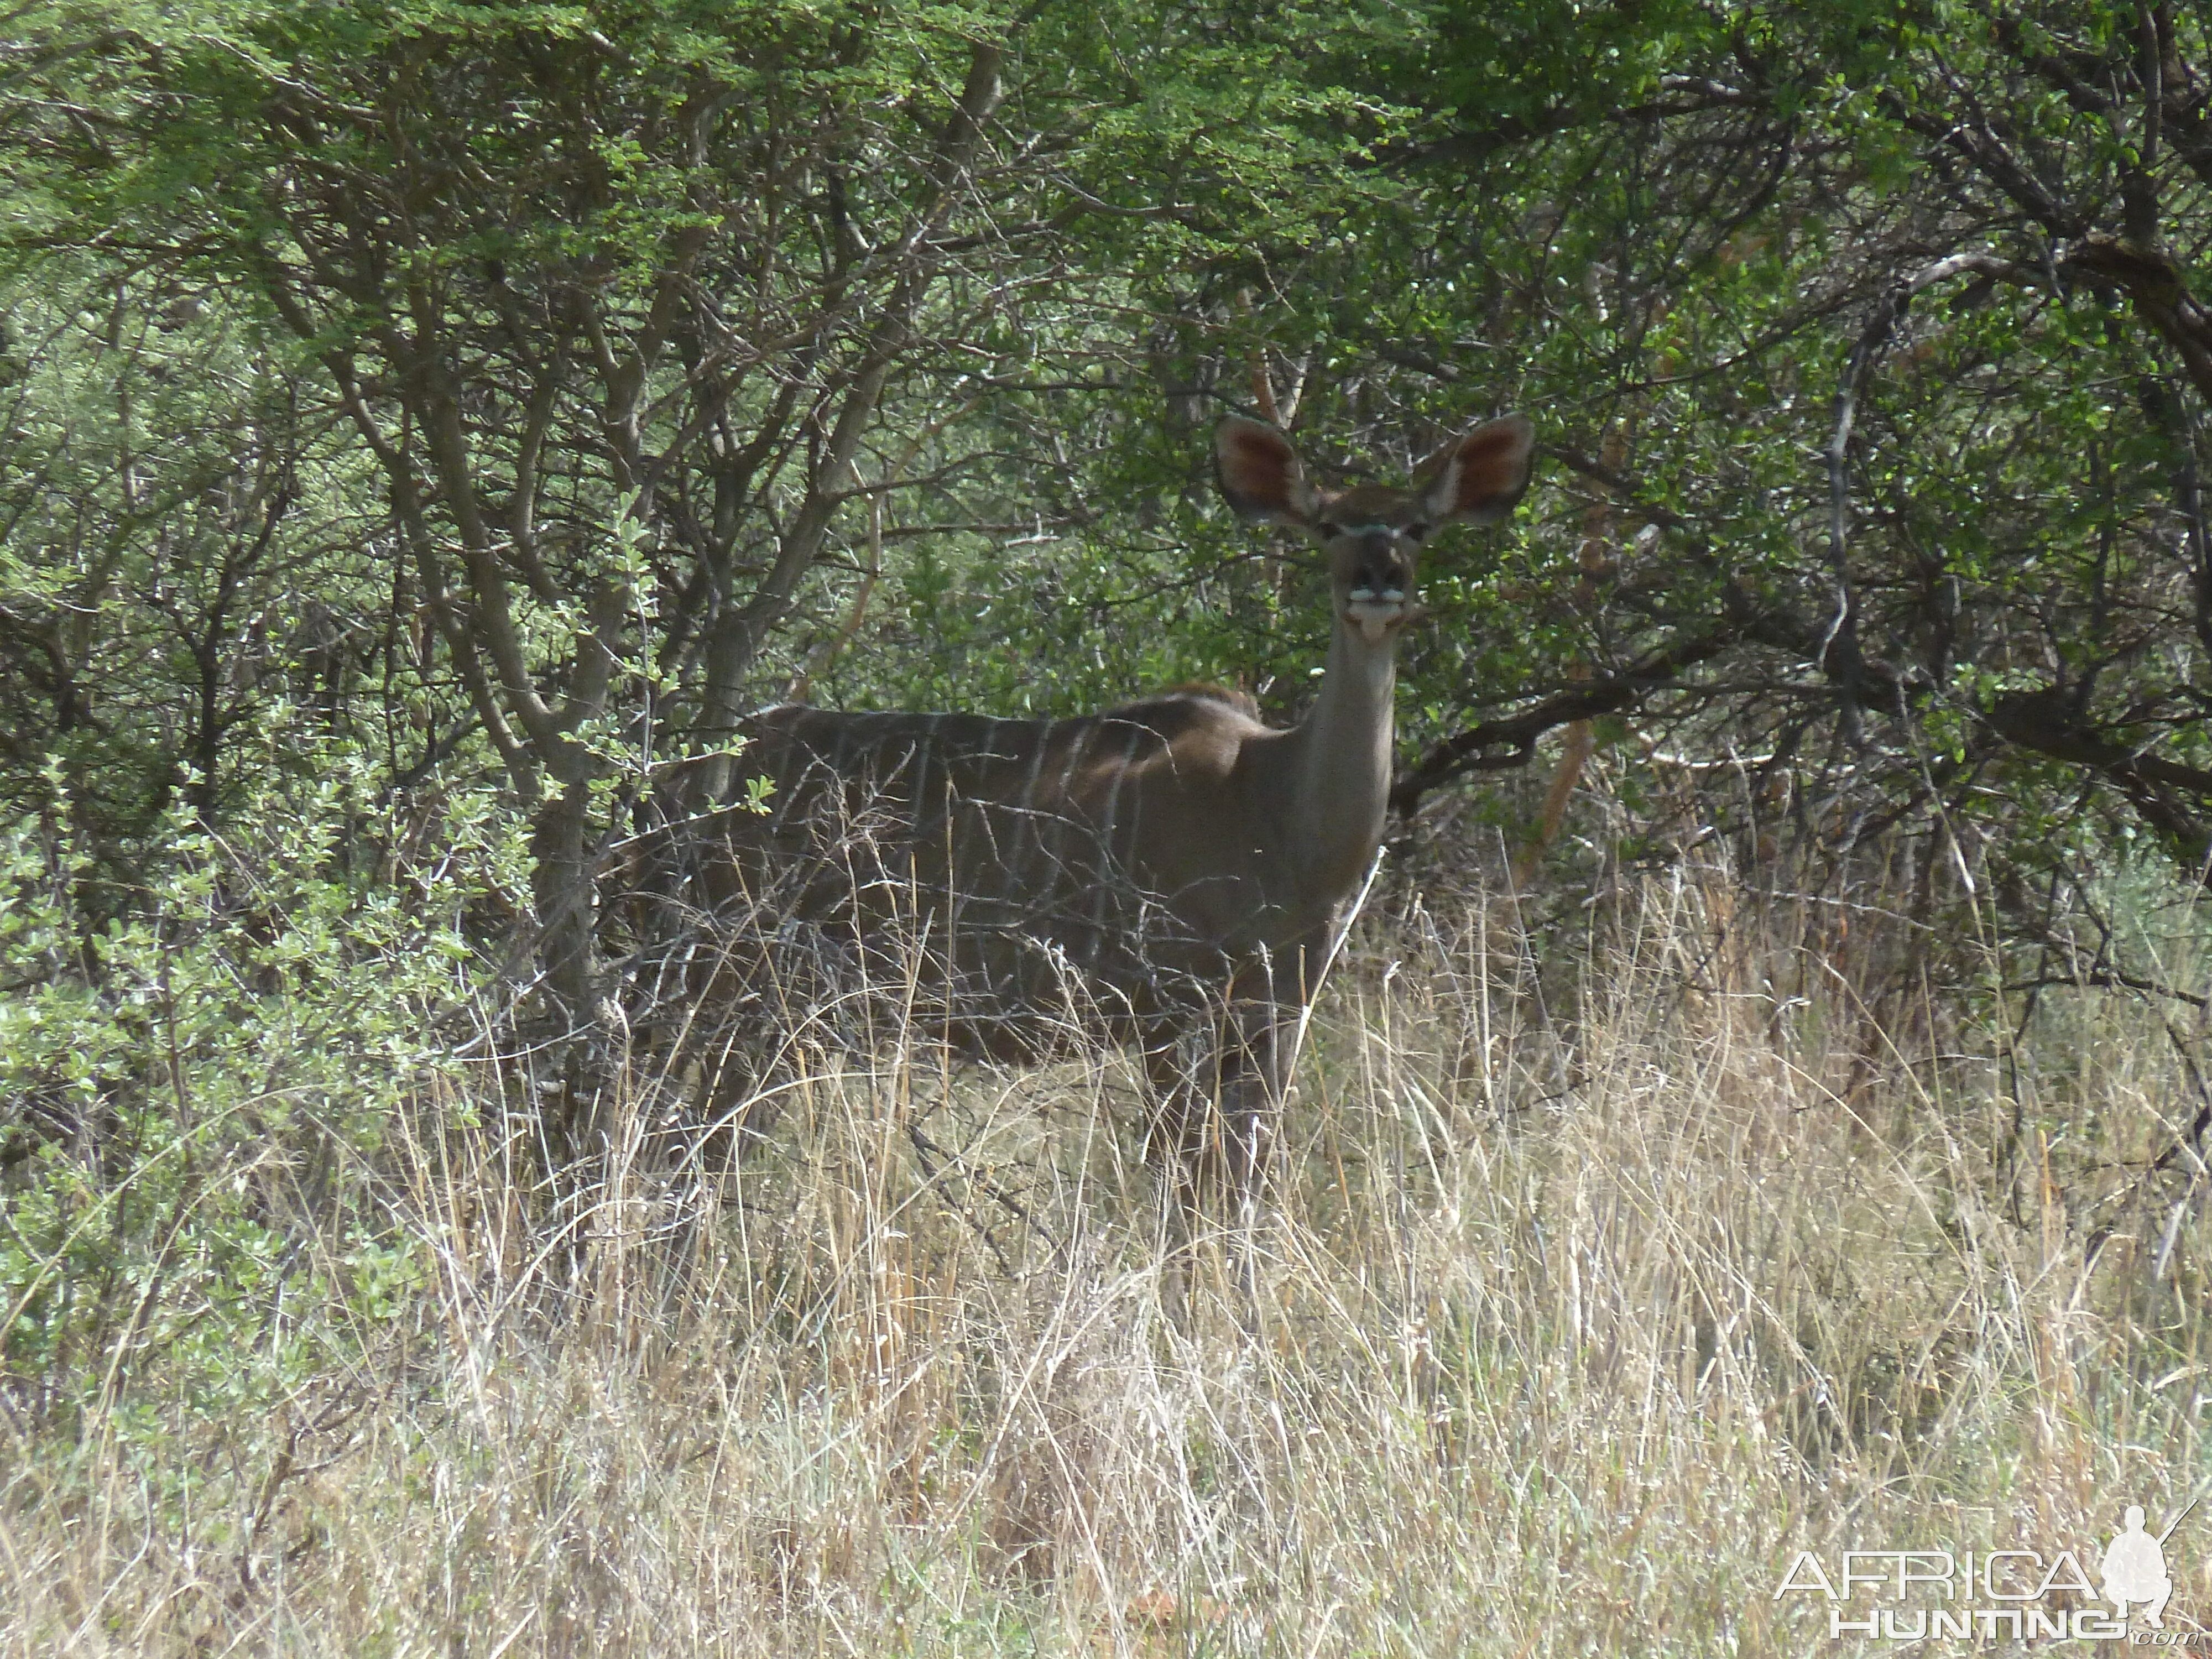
1775,1492,2206,1642
2104,1499,2193,1630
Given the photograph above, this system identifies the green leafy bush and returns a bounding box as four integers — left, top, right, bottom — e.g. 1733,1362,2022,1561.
0,733,524,1425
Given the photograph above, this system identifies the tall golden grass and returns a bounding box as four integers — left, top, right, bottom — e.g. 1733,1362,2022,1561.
3,862,2206,1655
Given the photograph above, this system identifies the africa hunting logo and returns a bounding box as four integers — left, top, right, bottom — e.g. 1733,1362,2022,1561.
1775,1496,2204,1644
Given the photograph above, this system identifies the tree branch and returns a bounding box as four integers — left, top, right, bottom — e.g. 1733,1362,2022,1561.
1391,629,1739,820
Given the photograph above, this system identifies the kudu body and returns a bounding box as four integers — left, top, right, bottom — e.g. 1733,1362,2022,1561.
658,412,1535,1208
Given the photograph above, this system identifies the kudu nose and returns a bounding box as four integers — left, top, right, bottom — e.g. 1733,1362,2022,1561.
1349,536,1410,603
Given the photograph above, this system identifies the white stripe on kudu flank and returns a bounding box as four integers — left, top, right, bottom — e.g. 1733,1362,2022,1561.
1009,720,1054,878
914,713,947,838
1087,718,1148,959
1044,716,1095,890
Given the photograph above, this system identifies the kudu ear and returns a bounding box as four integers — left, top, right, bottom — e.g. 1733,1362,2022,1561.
1214,415,1319,526
1418,414,1536,525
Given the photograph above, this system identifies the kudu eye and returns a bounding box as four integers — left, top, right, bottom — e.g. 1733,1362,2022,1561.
1402,523,1429,541
1315,519,1343,539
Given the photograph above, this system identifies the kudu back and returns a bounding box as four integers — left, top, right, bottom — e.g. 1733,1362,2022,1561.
650,411,1535,1209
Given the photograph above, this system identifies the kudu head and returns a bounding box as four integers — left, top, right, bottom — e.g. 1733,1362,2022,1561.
1214,414,1537,644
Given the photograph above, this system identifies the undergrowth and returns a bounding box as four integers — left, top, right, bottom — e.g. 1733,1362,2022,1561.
3,844,2210,1655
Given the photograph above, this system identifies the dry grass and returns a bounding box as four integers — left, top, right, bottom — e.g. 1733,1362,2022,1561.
4,864,2210,1655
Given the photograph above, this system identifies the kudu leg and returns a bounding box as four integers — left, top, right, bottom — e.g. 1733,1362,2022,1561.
659,884,859,1176
650,939,799,1176
1207,1010,1286,1225
1142,1004,1288,1227
688,1032,785,1171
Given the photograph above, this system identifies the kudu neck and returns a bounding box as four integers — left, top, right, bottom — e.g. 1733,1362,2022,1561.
1286,611,1400,896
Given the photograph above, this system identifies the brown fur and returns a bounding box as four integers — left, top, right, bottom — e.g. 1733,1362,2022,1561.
650,413,1536,1210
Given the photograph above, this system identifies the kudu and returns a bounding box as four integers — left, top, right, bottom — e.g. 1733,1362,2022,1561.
653,411,1535,1213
